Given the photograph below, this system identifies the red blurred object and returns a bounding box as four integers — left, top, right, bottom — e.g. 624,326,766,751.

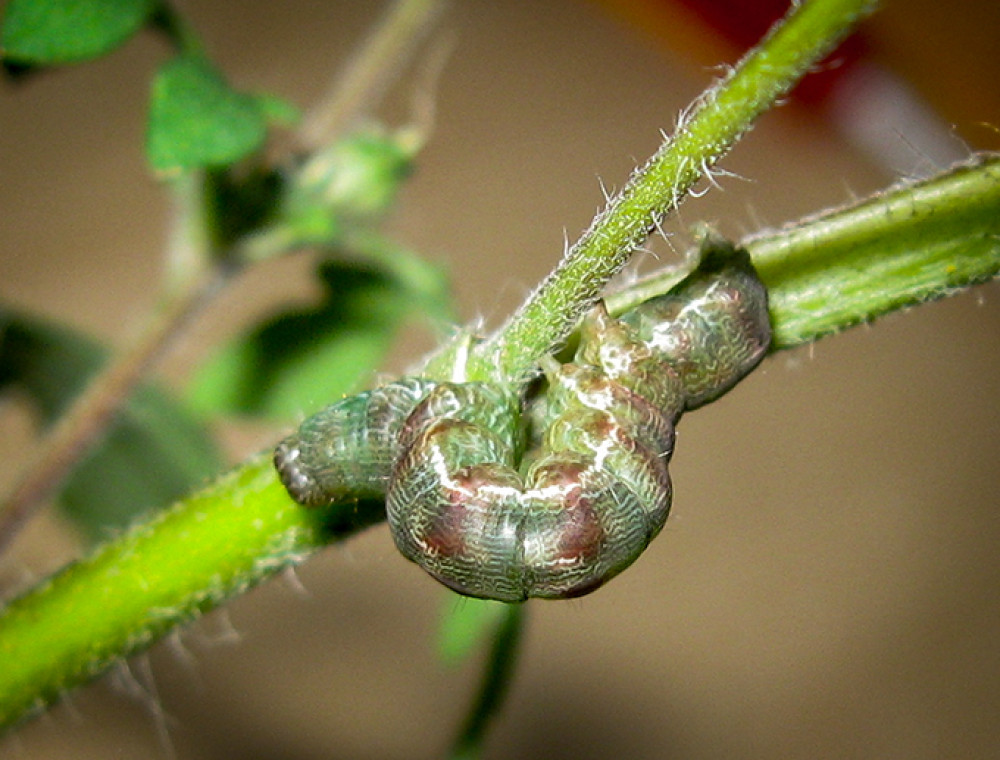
669,0,869,106
594,0,967,175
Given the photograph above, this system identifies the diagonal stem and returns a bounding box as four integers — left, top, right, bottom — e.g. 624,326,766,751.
604,153,1000,348
295,0,449,152
473,0,878,384
0,173,218,553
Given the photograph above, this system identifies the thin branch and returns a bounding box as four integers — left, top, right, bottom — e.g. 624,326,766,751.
471,0,878,384
0,174,218,553
295,0,449,152
449,604,525,760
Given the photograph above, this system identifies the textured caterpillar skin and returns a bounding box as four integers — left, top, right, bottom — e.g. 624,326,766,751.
274,377,438,505
617,247,772,410
274,378,518,505
274,247,770,601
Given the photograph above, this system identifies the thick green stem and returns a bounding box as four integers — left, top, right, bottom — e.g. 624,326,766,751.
473,0,877,384
605,154,1000,349
751,155,1000,348
0,454,384,729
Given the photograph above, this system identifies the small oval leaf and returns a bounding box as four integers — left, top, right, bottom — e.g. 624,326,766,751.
147,55,267,170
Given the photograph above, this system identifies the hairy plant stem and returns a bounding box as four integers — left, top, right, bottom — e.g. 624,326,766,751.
605,153,1000,348
1,152,996,733
470,0,878,385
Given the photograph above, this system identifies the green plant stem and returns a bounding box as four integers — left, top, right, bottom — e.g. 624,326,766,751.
449,604,525,760
751,155,1000,348
0,455,385,729
296,0,448,152
605,154,1000,348
1,154,996,733
473,0,878,384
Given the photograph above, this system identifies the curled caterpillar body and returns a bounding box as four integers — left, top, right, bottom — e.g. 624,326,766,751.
617,246,771,409
387,362,678,600
274,247,771,601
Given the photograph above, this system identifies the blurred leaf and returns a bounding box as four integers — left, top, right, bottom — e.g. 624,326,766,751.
0,311,222,543
189,260,421,419
2,58,38,80
254,92,301,127
438,596,510,666
339,231,456,321
1,0,154,65
148,54,267,171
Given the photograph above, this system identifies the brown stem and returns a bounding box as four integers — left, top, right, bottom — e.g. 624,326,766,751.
0,171,225,551
0,267,225,553
295,0,449,152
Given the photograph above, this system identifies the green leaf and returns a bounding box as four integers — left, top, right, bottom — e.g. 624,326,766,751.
254,92,301,128
147,54,267,171
1,0,154,65
188,260,419,419
0,311,222,543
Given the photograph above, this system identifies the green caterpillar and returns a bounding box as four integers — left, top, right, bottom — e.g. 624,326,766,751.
274,246,770,601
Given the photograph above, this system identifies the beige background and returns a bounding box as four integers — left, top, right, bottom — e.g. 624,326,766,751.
2,1,999,758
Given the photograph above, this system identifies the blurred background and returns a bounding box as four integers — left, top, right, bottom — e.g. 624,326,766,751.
2,1,999,758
